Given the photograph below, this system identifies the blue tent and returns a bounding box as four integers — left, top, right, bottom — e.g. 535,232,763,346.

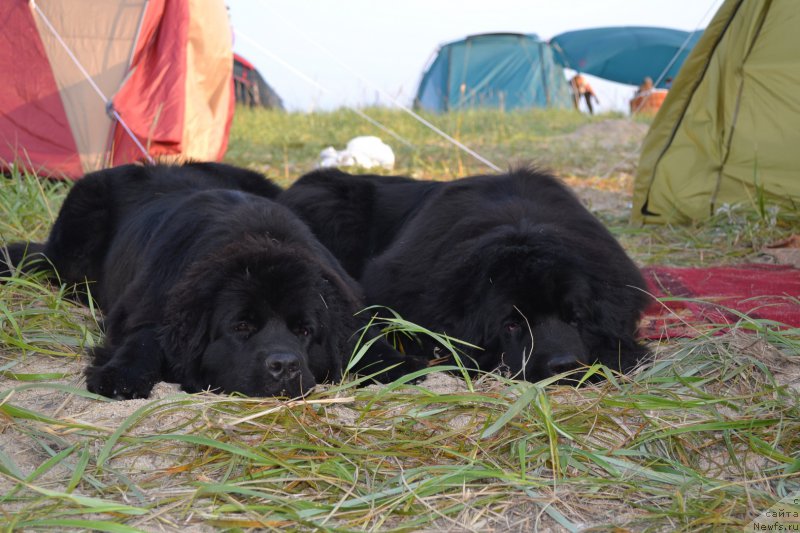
415,33,572,113
550,27,703,88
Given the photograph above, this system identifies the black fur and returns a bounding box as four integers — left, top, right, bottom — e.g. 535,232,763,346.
281,167,649,381
279,168,439,278
3,163,423,399
3,161,282,301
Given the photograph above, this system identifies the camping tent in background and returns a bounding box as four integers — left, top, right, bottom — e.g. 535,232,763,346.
0,0,234,179
234,53,284,109
550,27,703,88
414,33,572,113
631,0,800,224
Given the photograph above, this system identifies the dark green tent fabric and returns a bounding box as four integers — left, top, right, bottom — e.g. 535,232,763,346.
550,27,702,87
415,33,572,112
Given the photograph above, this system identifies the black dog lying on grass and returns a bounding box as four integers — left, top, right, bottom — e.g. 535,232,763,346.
2,163,424,399
281,167,650,382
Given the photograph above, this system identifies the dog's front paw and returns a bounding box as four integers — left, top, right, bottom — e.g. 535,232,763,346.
85,363,156,400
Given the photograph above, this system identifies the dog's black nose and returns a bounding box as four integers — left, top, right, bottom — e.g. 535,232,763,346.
547,354,583,376
265,353,301,380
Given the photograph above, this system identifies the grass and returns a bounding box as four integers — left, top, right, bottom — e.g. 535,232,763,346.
1,107,799,532
609,205,800,268
225,107,643,184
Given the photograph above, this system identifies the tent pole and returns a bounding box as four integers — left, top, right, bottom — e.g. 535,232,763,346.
28,0,155,166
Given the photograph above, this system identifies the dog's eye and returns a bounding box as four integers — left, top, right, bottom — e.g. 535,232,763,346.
293,325,311,337
504,321,521,333
233,321,254,334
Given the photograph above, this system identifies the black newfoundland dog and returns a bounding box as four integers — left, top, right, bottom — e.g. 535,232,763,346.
2,163,422,399
280,167,650,381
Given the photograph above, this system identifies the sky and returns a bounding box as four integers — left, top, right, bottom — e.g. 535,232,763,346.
227,0,723,113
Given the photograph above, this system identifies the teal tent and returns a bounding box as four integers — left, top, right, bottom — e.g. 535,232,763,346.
551,27,703,87
414,33,572,112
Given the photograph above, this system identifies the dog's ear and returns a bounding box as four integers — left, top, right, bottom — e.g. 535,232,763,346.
315,260,429,382
579,277,649,372
160,264,219,380
307,262,364,382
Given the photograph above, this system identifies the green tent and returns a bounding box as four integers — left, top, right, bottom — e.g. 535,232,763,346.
414,33,572,112
632,0,800,224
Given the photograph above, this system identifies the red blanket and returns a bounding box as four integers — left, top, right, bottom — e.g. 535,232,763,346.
639,264,800,339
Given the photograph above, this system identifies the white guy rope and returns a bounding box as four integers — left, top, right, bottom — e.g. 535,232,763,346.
236,33,414,149
632,0,722,114
29,0,155,164
245,9,502,172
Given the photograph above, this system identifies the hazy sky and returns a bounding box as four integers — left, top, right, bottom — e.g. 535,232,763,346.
228,0,723,113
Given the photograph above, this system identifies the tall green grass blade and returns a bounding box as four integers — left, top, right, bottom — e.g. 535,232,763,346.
14,519,144,532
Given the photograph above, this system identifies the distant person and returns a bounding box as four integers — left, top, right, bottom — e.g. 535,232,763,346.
631,76,667,115
664,77,673,90
570,73,599,115
635,76,654,97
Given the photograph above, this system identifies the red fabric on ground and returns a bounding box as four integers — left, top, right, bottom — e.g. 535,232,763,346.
639,264,800,339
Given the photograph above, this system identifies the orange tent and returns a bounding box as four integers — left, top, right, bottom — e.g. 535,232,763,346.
0,0,234,179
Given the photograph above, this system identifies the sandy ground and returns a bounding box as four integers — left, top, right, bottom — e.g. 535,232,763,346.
3,329,796,451
3,330,797,531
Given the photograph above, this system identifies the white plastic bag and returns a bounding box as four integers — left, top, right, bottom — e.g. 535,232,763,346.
318,136,395,170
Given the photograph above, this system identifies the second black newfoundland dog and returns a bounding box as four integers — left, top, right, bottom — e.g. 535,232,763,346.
3,163,423,399
281,167,650,381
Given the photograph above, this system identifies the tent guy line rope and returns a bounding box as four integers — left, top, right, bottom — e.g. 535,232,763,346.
236,33,415,150
243,11,502,172
630,30,696,115
632,0,721,114
28,0,155,165
268,13,503,172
